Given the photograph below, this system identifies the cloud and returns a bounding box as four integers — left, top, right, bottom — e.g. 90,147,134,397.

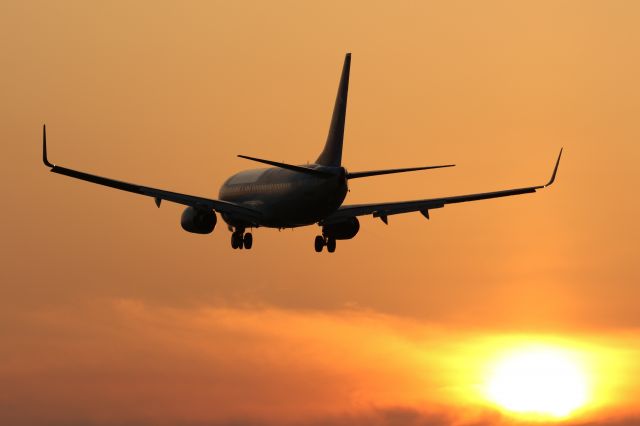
0,299,638,426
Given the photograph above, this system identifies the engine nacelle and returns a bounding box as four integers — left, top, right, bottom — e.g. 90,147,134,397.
322,217,360,240
181,207,217,234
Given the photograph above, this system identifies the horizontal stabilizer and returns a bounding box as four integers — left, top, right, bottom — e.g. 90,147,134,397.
347,164,454,179
238,155,333,177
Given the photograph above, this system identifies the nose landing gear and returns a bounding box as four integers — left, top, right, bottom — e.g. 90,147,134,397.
314,235,336,253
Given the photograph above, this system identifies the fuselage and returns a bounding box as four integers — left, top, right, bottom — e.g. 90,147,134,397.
218,165,348,228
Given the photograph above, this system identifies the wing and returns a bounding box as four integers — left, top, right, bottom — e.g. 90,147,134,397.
324,149,562,225
42,125,261,224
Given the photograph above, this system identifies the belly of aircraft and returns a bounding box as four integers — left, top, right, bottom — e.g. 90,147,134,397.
268,200,327,227
219,174,347,228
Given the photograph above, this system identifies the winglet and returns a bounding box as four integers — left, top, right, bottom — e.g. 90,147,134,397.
544,148,563,187
43,124,54,167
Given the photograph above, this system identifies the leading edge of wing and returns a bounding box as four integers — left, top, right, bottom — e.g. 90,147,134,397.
325,148,563,223
42,125,261,223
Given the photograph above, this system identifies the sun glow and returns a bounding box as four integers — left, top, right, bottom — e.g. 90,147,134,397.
484,345,590,419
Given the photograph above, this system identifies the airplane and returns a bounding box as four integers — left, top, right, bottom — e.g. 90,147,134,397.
42,53,562,253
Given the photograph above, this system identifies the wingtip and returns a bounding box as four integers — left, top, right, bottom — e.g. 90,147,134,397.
545,147,563,187
428,164,456,170
42,124,54,168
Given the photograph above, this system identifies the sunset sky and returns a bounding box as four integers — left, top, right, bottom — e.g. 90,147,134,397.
2,1,640,425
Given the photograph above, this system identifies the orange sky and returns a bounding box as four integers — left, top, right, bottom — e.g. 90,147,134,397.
1,1,640,425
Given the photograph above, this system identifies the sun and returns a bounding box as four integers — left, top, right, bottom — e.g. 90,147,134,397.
483,345,590,419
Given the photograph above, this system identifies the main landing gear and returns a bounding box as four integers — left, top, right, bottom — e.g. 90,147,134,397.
231,229,253,250
314,235,336,253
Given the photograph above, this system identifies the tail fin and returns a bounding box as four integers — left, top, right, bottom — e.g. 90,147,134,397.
316,53,351,167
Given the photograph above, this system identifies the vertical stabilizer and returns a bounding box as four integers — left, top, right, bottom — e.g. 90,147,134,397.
316,53,351,167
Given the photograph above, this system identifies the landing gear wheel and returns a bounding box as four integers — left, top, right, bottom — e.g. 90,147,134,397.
243,233,253,250
314,235,324,252
231,232,243,249
326,237,336,253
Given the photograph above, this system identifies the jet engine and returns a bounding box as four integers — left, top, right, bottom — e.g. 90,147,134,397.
322,217,360,240
181,207,217,234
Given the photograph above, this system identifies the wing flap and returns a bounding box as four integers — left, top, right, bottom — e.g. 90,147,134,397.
49,165,261,222
325,187,539,224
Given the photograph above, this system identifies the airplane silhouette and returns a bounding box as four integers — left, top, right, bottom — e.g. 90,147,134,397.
42,53,562,253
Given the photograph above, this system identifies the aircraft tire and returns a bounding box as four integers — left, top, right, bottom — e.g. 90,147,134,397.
326,237,336,253
244,233,253,250
231,232,242,249
314,235,324,252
